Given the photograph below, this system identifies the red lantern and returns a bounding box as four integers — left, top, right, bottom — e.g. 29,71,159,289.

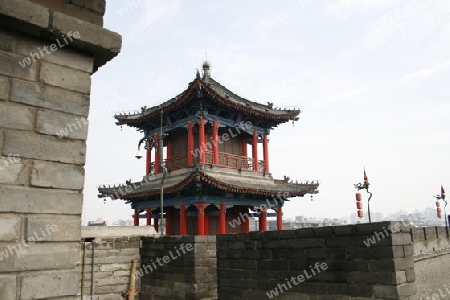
438,211,442,218
356,202,363,209
436,201,441,207
355,193,362,201
357,210,364,218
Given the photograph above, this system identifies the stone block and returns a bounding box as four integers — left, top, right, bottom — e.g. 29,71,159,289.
11,79,90,117
0,52,36,81
27,215,81,241
0,29,13,52
52,11,121,52
20,270,80,299
0,242,80,272
3,131,86,164
36,109,88,140
0,0,50,28
16,36,94,73
0,186,83,214
0,156,26,185
0,213,21,241
40,62,91,93
0,101,34,130
0,275,16,300
31,160,84,190
0,75,10,100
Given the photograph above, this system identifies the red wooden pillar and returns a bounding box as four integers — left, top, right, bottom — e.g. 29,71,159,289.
146,147,152,175
165,207,172,236
241,137,247,157
188,122,194,165
263,134,269,173
212,121,219,164
277,207,283,230
219,203,226,234
154,218,159,233
198,202,205,235
243,207,250,232
134,209,139,226
259,210,267,231
146,208,152,226
166,139,172,169
154,133,160,173
252,131,258,171
199,118,206,164
180,204,186,235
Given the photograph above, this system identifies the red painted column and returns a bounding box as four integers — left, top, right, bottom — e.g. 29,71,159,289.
198,202,205,235
188,122,194,166
165,207,172,236
263,134,269,173
252,131,258,171
241,137,247,157
259,210,267,231
243,207,250,232
277,207,283,230
134,209,139,226
146,208,152,226
154,134,160,173
219,203,226,234
199,118,206,164
212,121,219,164
154,218,159,233
166,139,172,169
146,148,152,175
180,204,186,235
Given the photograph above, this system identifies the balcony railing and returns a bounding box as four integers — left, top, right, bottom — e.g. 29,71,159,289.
162,151,265,172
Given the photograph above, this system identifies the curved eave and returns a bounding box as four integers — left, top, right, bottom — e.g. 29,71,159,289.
98,171,319,201
114,77,300,128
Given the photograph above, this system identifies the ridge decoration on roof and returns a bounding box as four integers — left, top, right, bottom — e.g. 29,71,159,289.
114,68,300,128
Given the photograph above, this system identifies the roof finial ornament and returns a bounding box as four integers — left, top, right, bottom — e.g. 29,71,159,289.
202,61,211,80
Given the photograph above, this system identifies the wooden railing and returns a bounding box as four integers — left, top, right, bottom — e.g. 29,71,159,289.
163,152,265,172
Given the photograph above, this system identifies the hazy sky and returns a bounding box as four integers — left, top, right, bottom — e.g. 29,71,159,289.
83,0,450,225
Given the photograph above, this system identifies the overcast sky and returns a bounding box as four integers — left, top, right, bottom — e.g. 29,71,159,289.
82,0,450,225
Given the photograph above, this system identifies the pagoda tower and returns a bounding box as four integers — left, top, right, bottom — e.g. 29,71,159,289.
98,62,319,235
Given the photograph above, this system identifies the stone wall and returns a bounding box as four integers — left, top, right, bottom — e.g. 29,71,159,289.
411,226,450,299
140,235,218,300
0,0,120,299
216,221,416,300
81,236,141,300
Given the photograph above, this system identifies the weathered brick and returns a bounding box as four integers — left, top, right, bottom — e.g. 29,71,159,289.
0,0,50,28
0,213,21,241
20,270,80,299
0,75,10,100
27,215,81,241
0,101,34,130
0,242,80,272
52,11,121,52
11,79,90,117
0,52,36,81
36,109,88,140
0,275,16,300
3,131,86,164
31,160,84,190
16,36,94,73
0,156,26,185
0,186,82,214
0,29,13,52
40,62,91,93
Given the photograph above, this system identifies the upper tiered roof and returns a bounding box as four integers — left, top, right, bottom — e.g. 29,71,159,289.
114,62,300,130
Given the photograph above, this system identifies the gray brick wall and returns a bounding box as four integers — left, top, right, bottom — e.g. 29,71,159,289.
216,221,417,300
0,0,120,299
81,237,141,300
140,236,218,300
